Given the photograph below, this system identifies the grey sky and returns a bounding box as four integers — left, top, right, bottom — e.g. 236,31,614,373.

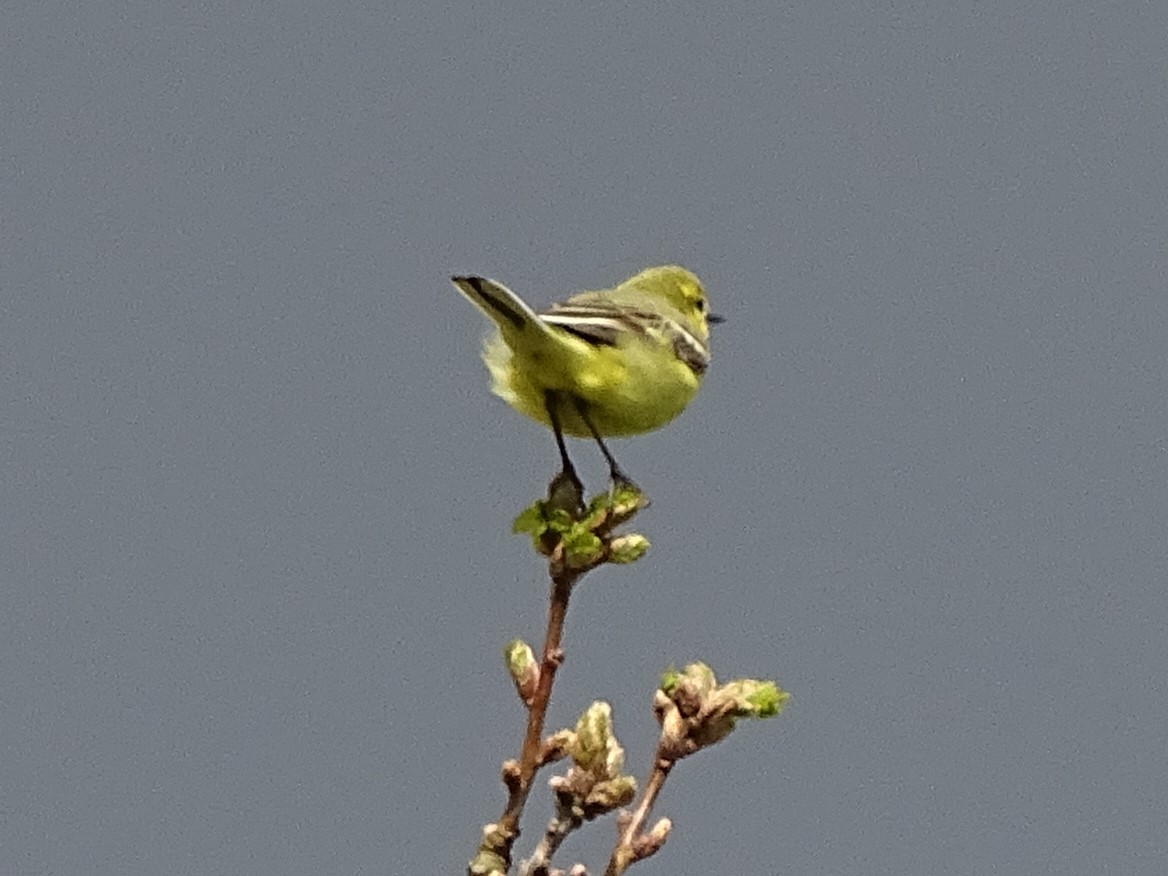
4,2,1166,874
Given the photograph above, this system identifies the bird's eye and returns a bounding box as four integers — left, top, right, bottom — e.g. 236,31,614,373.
696,298,706,312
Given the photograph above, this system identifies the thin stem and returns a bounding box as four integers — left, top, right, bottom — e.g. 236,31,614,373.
471,483,649,874
493,569,580,865
603,745,675,876
521,810,576,876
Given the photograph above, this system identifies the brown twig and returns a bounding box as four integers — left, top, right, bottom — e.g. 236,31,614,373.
470,563,578,876
500,569,578,834
469,486,650,876
603,746,673,876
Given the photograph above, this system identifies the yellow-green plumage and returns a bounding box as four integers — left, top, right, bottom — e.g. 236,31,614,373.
452,265,718,491
481,324,699,437
452,266,715,438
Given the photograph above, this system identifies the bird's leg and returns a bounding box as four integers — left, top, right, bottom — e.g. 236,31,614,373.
544,391,585,515
572,397,638,493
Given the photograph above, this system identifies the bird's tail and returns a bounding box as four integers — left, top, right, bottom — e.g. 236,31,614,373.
451,275,552,338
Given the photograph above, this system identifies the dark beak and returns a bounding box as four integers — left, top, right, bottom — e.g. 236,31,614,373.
707,313,726,326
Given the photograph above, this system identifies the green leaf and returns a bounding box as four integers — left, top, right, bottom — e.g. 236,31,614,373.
512,502,548,536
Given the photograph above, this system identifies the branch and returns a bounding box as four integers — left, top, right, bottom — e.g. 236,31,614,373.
469,484,650,876
603,664,789,876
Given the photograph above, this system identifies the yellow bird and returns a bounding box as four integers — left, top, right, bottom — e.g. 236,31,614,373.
452,265,721,494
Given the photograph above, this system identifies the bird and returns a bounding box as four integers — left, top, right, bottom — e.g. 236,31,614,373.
451,265,721,502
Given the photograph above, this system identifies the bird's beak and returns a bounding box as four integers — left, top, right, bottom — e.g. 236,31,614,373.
708,313,726,326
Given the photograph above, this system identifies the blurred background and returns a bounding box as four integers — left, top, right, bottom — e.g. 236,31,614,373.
3,2,1166,873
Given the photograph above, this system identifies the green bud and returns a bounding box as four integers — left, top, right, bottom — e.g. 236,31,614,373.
661,662,716,696
659,667,682,695
717,679,790,719
660,664,707,719
659,665,789,752
503,640,539,703
571,701,627,778
608,533,650,564
585,775,637,812
608,482,649,521
572,701,613,770
562,529,604,569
